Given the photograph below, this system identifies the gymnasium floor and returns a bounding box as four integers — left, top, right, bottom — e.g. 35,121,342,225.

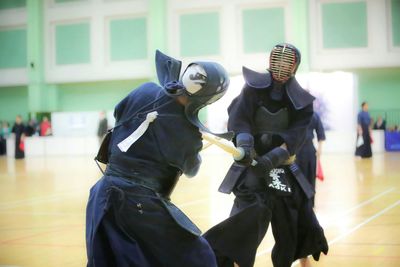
0,148,399,267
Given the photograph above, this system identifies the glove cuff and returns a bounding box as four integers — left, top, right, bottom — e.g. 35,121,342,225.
260,147,290,169
236,133,254,148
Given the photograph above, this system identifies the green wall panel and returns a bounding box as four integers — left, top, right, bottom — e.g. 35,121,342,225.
357,68,400,110
242,7,285,53
55,0,85,3
0,86,29,123
0,28,27,69
322,2,367,48
391,0,400,46
110,18,148,61
55,22,90,65
58,79,148,111
180,12,220,57
0,0,26,10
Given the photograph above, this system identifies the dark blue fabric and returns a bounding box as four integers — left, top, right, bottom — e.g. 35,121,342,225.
110,82,202,177
303,113,326,142
86,82,216,266
296,113,326,205
205,71,328,267
355,110,372,158
227,77,313,156
86,176,217,267
357,111,371,127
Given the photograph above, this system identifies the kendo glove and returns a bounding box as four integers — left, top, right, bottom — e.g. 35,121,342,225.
256,146,290,171
234,133,255,166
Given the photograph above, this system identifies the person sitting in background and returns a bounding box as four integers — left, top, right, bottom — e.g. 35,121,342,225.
40,116,52,136
373,116,386,130
25,119,38,137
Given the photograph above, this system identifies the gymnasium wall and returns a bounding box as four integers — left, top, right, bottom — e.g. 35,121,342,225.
0,0,399,126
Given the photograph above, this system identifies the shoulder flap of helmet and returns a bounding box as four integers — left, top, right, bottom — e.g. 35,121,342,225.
242,66,272,89
286,78,315,110
155,50,182,87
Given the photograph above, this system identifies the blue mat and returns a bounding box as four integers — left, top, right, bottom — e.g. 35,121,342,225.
385,131,400,151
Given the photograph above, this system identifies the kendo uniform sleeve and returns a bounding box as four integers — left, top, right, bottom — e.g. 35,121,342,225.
227,86,258,135
181,132,203,177
314,113,326,141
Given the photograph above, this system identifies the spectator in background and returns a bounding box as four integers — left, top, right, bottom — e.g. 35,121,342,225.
296,112,326,207
373,116,386,130
25,118,38,137
355,102,372,158
40,116,52,136
97,111,108,144
0,121,11,155
12,115,25,159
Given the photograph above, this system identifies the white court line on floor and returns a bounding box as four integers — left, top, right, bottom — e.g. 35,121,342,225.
327,199,400,245
320,187,396,227
256,187,396,258
291,199,400,266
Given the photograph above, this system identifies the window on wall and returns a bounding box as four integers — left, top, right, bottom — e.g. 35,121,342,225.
0,28,27,69
321,1,368,49
109,17,148,61
54,0,86,3
242,7,285,54
0,0,26,10
55,22,91,65
391,0,400,47
179,12,220,57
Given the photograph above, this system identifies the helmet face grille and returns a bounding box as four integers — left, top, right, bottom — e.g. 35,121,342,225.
269,45,297,82
181,64,207,95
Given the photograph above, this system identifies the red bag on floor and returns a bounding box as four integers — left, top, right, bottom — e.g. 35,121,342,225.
316,159,324,181
19,140,25,151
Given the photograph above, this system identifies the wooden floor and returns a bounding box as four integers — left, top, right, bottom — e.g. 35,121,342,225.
0,148,399,267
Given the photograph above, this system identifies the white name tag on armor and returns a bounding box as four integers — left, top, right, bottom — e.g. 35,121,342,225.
267,168,292,193
117,111,158,152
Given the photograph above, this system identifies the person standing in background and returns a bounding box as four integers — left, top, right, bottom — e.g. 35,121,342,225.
97,111,108,144
0,121,11,155
12,115,25,159
355,102,372,158
296,112,326,207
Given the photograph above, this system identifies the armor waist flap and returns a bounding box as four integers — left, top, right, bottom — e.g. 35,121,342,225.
254,106,289,134
106,155,181,199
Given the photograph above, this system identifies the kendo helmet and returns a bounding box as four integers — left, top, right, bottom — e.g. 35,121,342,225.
155,50,232,140
268,43,301,83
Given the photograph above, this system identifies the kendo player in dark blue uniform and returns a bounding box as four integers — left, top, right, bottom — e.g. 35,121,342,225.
85,50,231,267
204,43,328,267
296,112,326,207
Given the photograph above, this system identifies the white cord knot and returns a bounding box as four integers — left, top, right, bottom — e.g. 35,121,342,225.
117,111,158,152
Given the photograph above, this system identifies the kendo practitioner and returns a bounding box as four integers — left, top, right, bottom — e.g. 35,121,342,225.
296,112,326,207
11,115,25,159
204,43,328,267
85,50,230,267
355,101,372,158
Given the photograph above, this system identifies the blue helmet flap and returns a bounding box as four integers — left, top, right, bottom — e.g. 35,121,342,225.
155,50,182,87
